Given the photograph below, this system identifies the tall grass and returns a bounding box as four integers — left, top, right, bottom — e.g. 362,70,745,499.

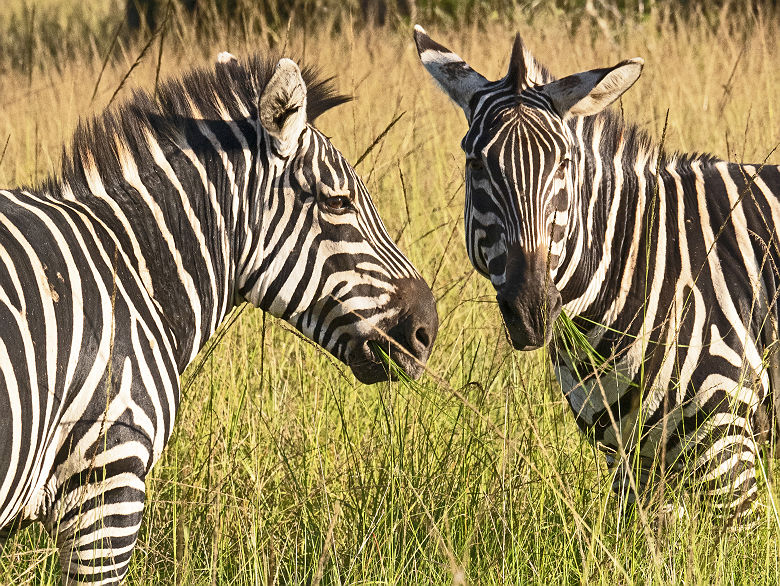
0,1,779,584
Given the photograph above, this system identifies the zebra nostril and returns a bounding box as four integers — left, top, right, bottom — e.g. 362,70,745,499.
414,326,431,350
387,277,439,364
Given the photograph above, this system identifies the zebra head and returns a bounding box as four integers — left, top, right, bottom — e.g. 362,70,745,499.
414,27,642,350
236,57,438,383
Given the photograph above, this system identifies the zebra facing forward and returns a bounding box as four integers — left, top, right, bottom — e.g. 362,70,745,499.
0,53,438,583
415,27,780,524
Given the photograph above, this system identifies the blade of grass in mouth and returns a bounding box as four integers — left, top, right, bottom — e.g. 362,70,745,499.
553,309,610,384
369,341,416,385
554,310,639,389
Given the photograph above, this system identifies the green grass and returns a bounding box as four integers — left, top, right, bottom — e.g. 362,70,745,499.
1,2,780,584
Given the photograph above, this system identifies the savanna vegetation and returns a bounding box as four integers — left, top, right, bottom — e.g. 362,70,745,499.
0,1,778,584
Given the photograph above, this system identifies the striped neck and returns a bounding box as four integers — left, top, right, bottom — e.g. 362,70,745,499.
46,55,349,372
557,110,661,325
55,119,248,371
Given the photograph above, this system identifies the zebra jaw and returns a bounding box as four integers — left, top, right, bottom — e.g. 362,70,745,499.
349,324,437,384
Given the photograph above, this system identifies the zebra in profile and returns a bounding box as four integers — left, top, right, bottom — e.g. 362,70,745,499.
414,26,780,524
0,52,438,583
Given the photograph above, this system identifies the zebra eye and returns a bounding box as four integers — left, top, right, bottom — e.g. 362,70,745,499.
322,195,352,213
554,158,570,180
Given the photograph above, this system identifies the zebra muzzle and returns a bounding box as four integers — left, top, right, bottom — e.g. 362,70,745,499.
497,285,561,350
495,245,562,350
348,277,438,384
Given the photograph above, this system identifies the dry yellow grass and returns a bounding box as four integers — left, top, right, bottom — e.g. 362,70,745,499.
0,2,779,584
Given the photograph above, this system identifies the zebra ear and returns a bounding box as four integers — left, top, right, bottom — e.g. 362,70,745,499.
414,25,488,119
541,58,644,119
259,58,308,157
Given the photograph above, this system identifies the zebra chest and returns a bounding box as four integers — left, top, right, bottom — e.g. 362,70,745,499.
552,350,644,446
554,361,602,425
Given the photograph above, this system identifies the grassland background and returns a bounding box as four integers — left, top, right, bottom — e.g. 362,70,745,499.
0,1,779,584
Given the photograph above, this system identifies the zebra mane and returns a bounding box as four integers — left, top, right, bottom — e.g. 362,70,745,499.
588,106,657,162
570,93,722,172
55,54,351,190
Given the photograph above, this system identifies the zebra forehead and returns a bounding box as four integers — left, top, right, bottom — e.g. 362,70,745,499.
466,103,568,158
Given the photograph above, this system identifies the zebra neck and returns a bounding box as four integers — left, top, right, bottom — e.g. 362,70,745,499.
559,113,661,326
58,135,247,371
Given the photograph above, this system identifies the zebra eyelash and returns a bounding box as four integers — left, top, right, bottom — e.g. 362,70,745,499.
320,194,354,213
316,186,355,214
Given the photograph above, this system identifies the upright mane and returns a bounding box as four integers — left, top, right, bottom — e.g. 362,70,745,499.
555,78,724,172
53,54,351,192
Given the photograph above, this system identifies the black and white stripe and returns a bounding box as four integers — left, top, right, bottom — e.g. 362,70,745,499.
0,53,438,583
415,26,779,525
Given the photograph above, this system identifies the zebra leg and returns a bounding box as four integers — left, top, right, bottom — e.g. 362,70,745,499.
50,470,146,585
44,417,152,585
0,515,35,548
607,451,661,524
607,447,694,530
694,425,761,527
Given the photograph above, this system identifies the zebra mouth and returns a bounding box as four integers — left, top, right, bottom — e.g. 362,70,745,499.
503,320,550,352
348,340,425,384
511,341,542,351
499,302,559,352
